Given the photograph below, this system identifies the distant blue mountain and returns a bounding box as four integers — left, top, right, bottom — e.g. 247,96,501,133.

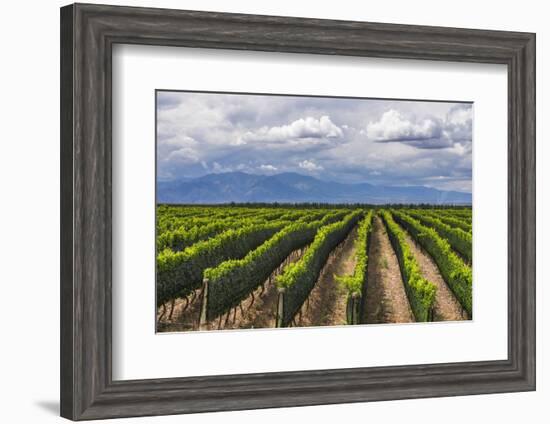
157,172,471,205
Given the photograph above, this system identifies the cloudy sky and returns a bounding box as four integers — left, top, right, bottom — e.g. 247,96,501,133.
157,91,472,193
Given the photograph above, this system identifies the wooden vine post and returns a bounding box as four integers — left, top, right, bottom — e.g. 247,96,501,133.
198,278,209,330
346,293,360,325
275,287,285,328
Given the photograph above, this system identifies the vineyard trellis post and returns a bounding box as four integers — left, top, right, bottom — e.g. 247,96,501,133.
346,293,360,325
198,278,209,330
275,288,285,328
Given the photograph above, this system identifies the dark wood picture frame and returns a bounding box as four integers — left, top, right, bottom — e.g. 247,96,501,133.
60,3,536,421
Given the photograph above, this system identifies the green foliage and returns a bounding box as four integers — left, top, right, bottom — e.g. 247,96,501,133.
426,211,472,233
334,210,374,325
441,208,472,217
157,219,241,252
334,210,374,297
156,207,297,235
155,205,473,327
380,210,436,322
437,208,472,224
276,211,363,326
156,208,241,234
202,211,349,321
406,211,472,262
156,221,285,306
392,210,472,316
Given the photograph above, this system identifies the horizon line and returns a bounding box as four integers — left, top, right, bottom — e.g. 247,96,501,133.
157,170,473,195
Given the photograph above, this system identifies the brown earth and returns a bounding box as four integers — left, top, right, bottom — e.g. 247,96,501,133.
156,288,202,332
363,216,415,324
401,230,469,321
294,226,358,328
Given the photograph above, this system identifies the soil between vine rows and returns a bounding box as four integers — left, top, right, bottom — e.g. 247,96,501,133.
400,228,469,321
156,289,202,332
294,226,358,328
363,216,415,324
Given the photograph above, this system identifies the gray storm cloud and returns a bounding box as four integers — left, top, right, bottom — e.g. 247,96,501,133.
366,104,472,150
156,91,472,193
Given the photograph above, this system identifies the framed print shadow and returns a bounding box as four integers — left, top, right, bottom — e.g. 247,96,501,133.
60,3,536,421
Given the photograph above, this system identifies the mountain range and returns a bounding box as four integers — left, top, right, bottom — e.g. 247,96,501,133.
157,172,471,205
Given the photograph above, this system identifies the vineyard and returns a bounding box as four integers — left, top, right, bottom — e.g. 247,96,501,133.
156,205,472,332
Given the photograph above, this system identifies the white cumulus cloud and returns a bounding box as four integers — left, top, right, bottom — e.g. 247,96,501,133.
366,106,472,149
366,110,442,143
165,147,200,164
241,115,343,145
443,104,473,142
299,160,324,172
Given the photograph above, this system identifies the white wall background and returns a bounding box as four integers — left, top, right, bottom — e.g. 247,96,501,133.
0,0,545,422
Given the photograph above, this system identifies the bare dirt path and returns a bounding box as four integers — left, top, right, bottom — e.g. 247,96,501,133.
363,216,415,324
157,247,307,332
296,226,358,328
401,230,469,321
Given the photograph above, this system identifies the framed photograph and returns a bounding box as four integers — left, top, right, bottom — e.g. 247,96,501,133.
60,3,536,420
